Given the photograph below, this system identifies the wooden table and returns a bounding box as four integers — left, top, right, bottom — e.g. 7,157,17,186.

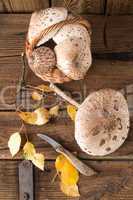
0,14,133,200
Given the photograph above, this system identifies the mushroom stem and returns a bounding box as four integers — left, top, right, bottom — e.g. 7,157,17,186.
50,82,80,108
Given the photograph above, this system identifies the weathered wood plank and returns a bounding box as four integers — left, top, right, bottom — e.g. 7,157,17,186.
0,111,132,159
0,57,133,110
52,0,105,14
35,161,133,200
0,56,133,110
0,15,133,57
0,0,4,11
0,56,21,110
0,0,49,12
106,0,133,15
1,160,133,200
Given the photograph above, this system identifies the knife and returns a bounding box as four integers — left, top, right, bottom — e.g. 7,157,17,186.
37,134,97,176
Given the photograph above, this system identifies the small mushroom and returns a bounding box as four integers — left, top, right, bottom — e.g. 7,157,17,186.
50,84,130,156
27,46,70,83
26,7,91,83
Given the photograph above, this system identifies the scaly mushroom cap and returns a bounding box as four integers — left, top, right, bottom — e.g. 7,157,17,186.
53,23,91,80
75,89,130,156
27,7,68,47
26,7,92,83
27,46,70,83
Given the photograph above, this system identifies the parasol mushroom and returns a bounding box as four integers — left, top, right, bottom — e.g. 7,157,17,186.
50,84,130,156
25,7,92,83
75,89,130,156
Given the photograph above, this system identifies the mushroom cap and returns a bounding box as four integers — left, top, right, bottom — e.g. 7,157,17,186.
27,46,70,83
53,23,91,80
75,89,130,156
26,7,92,83
27,7,68,46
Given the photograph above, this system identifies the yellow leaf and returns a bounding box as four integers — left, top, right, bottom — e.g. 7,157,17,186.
18,111,37,125
32,153,45,171
67,105,77,121
60,182,80,197
32,91,43,101
34,107,49,125
37,84,53,93
49,105,59,117
18,107,49,126
55,155,66,172
23,142,36,160
61,160,79,185
8,132,21,157
55,155,79,185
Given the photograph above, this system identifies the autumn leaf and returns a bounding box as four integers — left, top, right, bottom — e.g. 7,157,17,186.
49,105,59,117
8,132,21,157
18,111,37,125
32,91,43,101
60,182,80,197
18,107,50,126
23,142,36,160
23,141,45,170
55,155,80,197
61,159,79,185
67,105,77,121
32,153,45,171
55,154,66,172
37,84,53,93
55,155,79,185
34,107,49,125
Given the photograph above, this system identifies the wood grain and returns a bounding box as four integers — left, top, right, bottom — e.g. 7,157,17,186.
0,0,49,12
0,0,4,11
0,111,132,159
0,15,133,57
35,161,133,200
0,57,133,110
52,0,105,14
106,0,133,15
1,160,133,200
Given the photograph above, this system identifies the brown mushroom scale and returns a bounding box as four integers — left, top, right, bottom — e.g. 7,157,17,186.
75,89,130,156
27,46,70,83
26,7,92,83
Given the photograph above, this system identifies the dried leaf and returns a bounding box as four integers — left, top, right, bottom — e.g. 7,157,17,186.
55,155,66,172
18,107,49,126
23,142,36,160
49,105,59,117
32,91,43,101
60,182,80,197
32,153,45,171
55,155,79,185
34,107,49,125
37,84,53,93
67,105,77,121
8,132,21,157
18,111,37,125
61,160,79,185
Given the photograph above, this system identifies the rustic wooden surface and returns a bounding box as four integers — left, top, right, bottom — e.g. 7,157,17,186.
0,0,49,12
106,0,133,14
0,12,133,200
1,160,133,200
1,0,133,14
52,0,105,14
1,14,133,57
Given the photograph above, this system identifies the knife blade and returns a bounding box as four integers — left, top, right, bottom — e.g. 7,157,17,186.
37,134,97,176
